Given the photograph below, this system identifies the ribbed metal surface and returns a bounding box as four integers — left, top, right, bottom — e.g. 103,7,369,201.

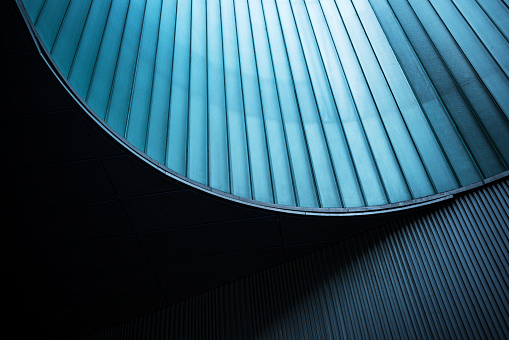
21,0,509,208
85,177,509,339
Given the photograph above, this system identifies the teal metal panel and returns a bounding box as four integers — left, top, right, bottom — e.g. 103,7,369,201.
84,177,509,339
207,0,230,193
145,0,177,164
125,0,163,152
23,0,44,20
22,0,509,208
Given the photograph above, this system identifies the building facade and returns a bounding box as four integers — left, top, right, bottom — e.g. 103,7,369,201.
2,0,509,338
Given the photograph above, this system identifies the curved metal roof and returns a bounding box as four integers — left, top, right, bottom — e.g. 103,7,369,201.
4,1,509,337
22,0,509,208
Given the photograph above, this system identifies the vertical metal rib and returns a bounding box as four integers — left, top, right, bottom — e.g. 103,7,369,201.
87,177,509,339
23,0,509,208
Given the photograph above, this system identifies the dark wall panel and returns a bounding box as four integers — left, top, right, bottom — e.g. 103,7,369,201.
86,177,509,339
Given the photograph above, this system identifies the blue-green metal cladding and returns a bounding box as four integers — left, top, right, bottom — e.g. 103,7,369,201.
85,177,509,339
22,0,509,208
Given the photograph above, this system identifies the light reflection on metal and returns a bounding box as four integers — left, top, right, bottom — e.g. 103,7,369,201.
85,176,509,340
22,0,509,208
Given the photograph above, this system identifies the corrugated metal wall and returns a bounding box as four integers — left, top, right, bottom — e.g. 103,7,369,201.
21,0,509,208
86,177,509,339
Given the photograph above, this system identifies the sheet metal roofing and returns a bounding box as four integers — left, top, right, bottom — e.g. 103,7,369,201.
22,0,509,208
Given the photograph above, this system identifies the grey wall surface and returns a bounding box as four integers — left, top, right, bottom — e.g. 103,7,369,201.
86,176,509,339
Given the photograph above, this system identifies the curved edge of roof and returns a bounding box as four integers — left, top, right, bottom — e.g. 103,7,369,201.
15,0,509,218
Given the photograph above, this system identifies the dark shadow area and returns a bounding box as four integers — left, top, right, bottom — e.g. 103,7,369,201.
1,1,453,338
157,211,428,340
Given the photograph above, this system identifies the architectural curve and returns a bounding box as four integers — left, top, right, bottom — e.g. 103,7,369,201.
21,0,509,208
2,1,509,338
